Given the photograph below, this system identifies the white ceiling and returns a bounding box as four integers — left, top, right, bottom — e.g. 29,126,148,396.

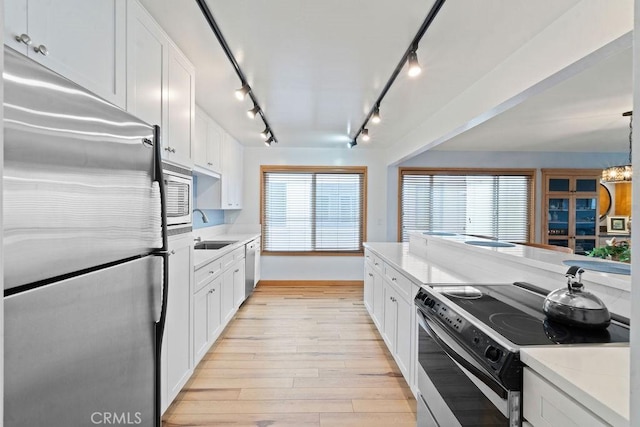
139,0,631,153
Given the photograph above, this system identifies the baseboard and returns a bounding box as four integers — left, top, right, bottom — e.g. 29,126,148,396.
258,280,364,286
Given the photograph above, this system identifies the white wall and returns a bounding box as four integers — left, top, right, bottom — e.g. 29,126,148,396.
388,150,628,242
231,146,386,281
384,1,633,165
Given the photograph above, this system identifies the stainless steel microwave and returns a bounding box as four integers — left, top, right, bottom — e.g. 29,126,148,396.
162,163,192,227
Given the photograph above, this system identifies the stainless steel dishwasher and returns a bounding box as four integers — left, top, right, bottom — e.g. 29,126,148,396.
244,238,259,298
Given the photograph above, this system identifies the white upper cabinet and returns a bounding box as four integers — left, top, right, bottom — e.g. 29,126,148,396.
5,0,126,108
165,45,195,167
126,1,194,168
126,0,166,129
221,135,243,209
194,105,222,174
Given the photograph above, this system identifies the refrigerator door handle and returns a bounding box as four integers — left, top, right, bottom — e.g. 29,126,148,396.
152,125,169,427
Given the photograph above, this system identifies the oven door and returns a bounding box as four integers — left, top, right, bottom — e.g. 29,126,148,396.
416,308,521,427
163,168,192,227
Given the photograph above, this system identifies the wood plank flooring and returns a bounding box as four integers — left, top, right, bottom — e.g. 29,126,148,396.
162,284,416,426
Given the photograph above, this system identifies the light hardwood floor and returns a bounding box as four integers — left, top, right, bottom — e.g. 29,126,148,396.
162,284,417,426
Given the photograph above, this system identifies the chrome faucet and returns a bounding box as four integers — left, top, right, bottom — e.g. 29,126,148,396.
193,208,209,223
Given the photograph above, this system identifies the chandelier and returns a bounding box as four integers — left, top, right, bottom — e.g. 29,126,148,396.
602,111,633,183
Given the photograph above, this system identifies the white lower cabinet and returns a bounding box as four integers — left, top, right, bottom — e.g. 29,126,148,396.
193,275,221,365
363,249,417,392
221,267,236,324
162,232,193,413
523,368,607,427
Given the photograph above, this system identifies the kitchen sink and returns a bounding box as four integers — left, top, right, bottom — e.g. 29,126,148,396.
194,241,237,250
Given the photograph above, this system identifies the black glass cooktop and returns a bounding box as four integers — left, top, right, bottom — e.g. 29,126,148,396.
434,282,630,346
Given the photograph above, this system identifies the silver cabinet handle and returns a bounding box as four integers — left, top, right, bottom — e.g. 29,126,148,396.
234,269,240,273
208,271,215,275
171,148,176,153
374,262,379,266
170,250,175,255
368,273,373,277
391,277,397,282
34,44,49,56
164,146,176,153
15,33,32,45
207,162,213,166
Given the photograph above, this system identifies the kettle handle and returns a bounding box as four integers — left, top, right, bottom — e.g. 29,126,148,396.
565,266,585,292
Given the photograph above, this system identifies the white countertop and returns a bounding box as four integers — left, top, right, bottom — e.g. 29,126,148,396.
363,242,468,284
192,232,260,270
521,345,629,426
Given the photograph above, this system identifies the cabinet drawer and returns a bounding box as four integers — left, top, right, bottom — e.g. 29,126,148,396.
222,252,235,270
233,246,245,261
383,264,413,300
523,368,606,427
195,259,223,293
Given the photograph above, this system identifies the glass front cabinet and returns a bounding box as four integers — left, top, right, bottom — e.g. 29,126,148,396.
542,170,600,255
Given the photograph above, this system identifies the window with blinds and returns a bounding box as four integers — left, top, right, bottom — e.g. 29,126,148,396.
400,169,534,242
261,166,367,254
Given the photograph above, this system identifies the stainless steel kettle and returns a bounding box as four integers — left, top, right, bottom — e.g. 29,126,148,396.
542,266,611,329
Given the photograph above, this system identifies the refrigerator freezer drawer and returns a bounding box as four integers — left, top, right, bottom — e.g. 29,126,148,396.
4,256,162,427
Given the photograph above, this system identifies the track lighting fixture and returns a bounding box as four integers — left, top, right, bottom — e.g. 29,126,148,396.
348,0,444,147
235,84,250,101
260,127,270,139
247,104,260,119
196,1,279,144
265,136,274,147
371,106,381,124
407,50,422,77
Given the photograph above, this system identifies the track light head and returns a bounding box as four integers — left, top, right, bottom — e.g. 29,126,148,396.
371,106,381,124
361,128,370,142
235,84,250,100
247,105,260,119
348,140,357,149
260,127,270,139
407,51,422,77
264,136,274,147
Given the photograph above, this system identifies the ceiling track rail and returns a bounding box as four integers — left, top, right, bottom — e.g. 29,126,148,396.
352,0,446,144
195,0,278,143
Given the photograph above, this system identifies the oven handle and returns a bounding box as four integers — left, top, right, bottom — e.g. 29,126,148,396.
417,309,508,399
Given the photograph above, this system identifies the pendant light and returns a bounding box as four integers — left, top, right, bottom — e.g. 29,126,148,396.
247,104,260,119
260,127,270,139
602,111,633,183
361,128,370,141
264,136,274,147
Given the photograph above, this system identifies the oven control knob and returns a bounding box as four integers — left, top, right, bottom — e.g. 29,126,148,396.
485,346,503,363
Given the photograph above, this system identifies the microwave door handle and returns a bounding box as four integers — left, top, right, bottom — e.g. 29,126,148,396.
417,310,508,399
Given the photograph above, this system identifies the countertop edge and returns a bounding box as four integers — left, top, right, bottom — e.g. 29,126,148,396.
193,233,261,270
520,346,629,427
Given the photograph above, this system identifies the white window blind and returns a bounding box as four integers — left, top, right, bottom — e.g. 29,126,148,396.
400,171,533,242
262,168,366,253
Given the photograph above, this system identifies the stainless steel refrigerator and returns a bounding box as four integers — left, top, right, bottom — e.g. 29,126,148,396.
3,47,169,426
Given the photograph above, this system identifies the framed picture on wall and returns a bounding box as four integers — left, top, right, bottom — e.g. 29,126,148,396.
607,216,629,234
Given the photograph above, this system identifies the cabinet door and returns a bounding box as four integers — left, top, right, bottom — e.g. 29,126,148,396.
194,107,209,167
372,270,384,330
165,238,193,402
4,0,28,55
207,277,222,342
233,260,246,308
165,44,194,167
193,284,210,364
395,295,412,379
363,264,374,313
221,268,235,324
207,120,223,173
383,284,397,351
27,0,126,107
126,1,166,128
